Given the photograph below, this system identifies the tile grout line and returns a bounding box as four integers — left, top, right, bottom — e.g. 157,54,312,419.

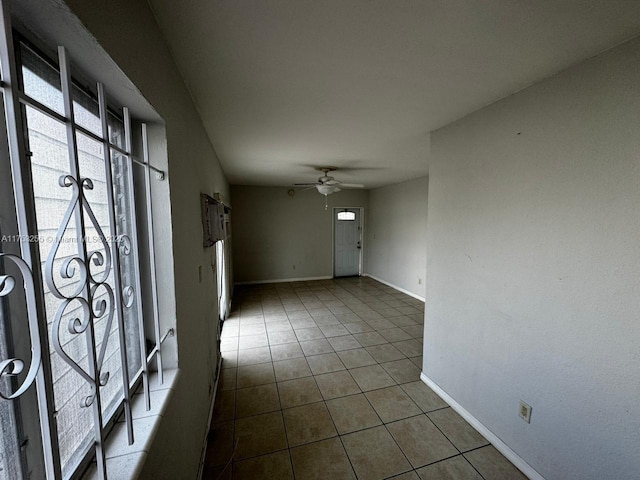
213,278,428,479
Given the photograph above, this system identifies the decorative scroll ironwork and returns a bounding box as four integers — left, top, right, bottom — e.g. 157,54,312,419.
117,235,136,309
46,174,119,408
0,26,165,478
117,234,131,256
0,254,42,399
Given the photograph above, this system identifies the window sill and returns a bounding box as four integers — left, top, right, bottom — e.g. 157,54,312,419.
82,368,180,480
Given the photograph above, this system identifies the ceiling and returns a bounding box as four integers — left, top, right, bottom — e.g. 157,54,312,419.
147,0,640,189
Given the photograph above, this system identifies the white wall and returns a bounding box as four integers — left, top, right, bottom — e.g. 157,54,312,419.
425,36,640,480
59,1,230,478
365,177,428,299
232,186,368,283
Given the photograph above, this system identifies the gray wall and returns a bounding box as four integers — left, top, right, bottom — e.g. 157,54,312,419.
231,186,368,283
365,177,428,299
62,1,230,478
425,36,640,480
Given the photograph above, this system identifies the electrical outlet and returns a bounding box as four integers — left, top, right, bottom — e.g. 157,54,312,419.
518,400,532,423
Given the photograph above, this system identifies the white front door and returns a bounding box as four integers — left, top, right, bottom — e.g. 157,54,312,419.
334,208,362,277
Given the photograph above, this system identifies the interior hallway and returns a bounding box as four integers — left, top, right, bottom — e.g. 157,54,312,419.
202,278,526,479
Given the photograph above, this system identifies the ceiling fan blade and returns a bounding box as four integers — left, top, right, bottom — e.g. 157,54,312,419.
337,183,365,188
293,183,320,187
298,186,317,192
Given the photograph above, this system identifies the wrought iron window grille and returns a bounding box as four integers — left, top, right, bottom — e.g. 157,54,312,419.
0,4,167,479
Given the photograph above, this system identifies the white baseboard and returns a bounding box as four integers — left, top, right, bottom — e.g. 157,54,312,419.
235,275,333,285
420,373,545,480
363,273,425,302
236,274,426,302
197,359,223,480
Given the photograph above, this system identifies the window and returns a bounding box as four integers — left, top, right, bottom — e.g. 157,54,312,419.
0,13,165,480
215,204,232,322
337,211,356,221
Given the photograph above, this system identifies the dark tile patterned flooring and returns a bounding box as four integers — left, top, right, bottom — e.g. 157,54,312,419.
202,277,526,480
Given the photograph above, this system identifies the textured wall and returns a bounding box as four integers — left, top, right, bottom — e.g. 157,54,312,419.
365,177,428,299
425,36,640,480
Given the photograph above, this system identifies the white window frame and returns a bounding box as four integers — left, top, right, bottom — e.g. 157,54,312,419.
337,210,356,221
0,2,168,479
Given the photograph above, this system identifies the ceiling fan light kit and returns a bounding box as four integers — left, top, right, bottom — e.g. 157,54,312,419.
292,166,366,209
293,166,365,197
317,184,340,195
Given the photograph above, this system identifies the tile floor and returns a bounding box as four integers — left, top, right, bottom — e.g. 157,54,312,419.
202,277,526,480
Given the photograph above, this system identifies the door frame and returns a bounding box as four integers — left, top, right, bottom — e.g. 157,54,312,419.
332,206,364,278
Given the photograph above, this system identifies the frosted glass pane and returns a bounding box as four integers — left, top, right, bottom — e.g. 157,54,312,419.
19,42,63,114
337,211,356,221
108,112,125,150
111,150,142,382
72,85,101,137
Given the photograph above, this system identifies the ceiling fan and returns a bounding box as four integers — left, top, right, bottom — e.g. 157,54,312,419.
294,167,365,196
